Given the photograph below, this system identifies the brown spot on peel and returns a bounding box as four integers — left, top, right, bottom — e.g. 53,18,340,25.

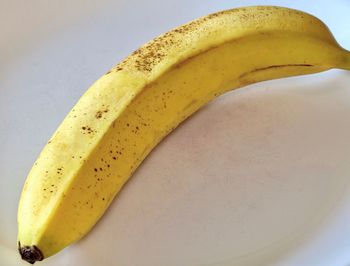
95,111,103,119
95,109,109,119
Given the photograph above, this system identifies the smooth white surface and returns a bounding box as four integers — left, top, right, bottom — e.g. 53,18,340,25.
1,1,350,265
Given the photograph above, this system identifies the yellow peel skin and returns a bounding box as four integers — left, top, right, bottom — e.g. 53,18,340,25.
17,6,350,263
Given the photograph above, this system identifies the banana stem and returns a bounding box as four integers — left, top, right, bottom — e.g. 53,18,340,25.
18,242,43,264
339,50,350,70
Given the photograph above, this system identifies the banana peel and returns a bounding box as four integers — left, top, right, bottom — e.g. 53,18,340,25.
17,6,350,263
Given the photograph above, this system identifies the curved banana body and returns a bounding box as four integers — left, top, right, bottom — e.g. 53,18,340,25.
18,6,350,263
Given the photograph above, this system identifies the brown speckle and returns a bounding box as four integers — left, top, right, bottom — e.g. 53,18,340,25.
95,111,103,119
82,126,94,134
95,109,109,119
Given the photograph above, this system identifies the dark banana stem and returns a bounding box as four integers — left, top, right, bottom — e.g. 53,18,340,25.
18,242,44,264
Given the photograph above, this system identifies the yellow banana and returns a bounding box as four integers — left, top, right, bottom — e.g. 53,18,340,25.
18,6,350,263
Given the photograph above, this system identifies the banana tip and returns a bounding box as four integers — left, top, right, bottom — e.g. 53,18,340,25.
18,242,44,264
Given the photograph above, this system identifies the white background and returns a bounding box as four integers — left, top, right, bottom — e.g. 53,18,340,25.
1,0,350,265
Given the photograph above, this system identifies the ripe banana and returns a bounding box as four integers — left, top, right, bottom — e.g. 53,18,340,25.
18,6,350,263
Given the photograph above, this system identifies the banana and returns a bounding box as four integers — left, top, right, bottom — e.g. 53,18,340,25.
17,6,350,263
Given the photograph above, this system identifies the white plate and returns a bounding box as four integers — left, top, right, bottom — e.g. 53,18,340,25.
1,1,350,265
